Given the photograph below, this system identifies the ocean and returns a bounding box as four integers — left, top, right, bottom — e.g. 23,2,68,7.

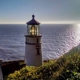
0,24,80,61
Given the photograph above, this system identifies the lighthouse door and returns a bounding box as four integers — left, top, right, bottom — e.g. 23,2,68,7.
36,38,40,55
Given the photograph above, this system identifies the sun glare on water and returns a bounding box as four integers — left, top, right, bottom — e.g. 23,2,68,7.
74,24,80,44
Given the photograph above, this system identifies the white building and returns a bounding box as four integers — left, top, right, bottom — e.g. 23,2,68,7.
25,15,42,66
0,60,3,80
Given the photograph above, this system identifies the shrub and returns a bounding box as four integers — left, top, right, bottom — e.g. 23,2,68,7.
7,49,80,80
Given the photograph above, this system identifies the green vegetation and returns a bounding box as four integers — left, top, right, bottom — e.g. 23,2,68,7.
7,48,80,80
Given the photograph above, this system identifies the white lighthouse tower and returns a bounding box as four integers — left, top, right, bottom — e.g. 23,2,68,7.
25,15,42,66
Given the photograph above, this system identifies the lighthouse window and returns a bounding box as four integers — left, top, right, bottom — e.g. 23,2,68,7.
37,49,40,55
37,38,39,43
30,25,37,35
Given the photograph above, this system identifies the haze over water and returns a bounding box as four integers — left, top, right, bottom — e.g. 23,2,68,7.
0,24,80,61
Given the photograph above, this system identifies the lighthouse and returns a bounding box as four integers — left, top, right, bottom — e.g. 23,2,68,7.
25,15,42,66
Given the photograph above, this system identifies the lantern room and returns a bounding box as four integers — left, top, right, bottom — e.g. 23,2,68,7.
26,15,40,36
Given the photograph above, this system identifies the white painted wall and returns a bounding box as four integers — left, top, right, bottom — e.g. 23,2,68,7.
25,36,42,66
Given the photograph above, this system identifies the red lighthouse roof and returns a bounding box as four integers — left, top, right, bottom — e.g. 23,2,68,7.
27,15,40,25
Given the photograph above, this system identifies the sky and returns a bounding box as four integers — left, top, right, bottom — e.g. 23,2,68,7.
0,0,80,24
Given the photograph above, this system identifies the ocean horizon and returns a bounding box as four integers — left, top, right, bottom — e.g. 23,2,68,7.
0,24,80,62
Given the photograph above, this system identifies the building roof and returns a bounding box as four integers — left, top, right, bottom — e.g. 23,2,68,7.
26,15,40,25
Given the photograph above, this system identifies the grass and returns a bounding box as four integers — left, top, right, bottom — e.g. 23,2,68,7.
6,48,80,80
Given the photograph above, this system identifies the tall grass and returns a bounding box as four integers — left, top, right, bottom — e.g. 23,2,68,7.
7,48,80,80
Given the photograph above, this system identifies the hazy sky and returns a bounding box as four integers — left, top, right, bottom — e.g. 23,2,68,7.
0,0,80,24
